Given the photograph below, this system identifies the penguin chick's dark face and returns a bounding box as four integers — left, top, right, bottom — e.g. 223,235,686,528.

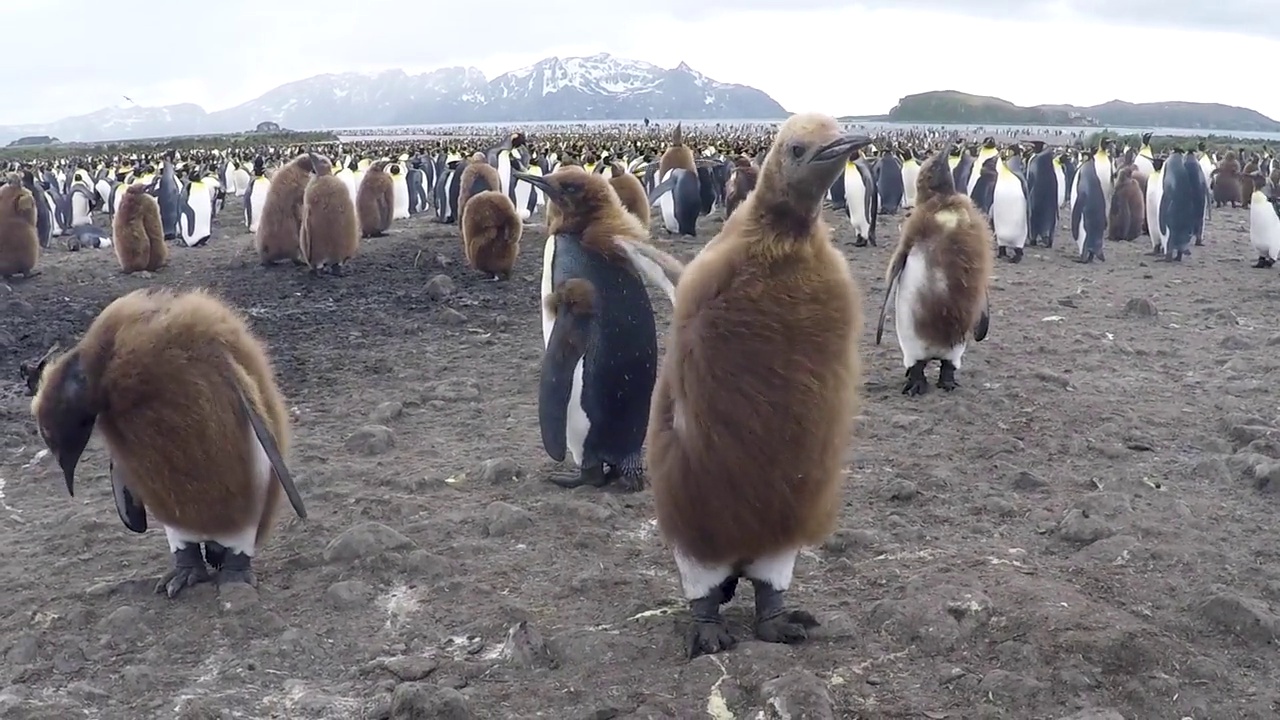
30,352,97,497
514,167,608,223
767,113,870,206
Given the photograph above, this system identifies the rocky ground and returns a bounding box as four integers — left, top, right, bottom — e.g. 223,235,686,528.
1,194,1278,720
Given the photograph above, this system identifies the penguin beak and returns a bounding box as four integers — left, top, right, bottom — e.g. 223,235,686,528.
514,172,556,200
54,425,94,499
811,134,872,164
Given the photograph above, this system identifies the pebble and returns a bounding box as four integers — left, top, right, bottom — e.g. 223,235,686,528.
371,402,404,423
424,378,481,402
324,522,417,563
390,682,472,719
1122,297,1158,318
1056,509,1115,544
424,275,454,300
484,502,533,537
473,458,522,483
382,656,440,681
501,621,556,669
760,670,835,720
326,580,375,609
439,308,468,325
345,425,396,455
1197,586,1280,645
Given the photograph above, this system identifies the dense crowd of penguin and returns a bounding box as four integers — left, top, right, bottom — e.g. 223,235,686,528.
8,113,1280,661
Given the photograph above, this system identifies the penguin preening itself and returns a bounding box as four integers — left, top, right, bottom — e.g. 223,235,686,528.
877,145,992,397
356,161,394,238
461,190,523,281
609,173,650,228
30,287,306,598
646,114,868,659
0,178,41,279
112,184,167,274
517,166,684,492
299,153,360,276
257,154,317,265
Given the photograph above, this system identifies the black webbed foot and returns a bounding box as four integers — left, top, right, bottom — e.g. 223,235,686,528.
937,360,960,391
687,589,737,659
752,580,819,645
328,263,348,277
1008,247,1024,264
902,361,930,396
548,463,609,489
1077,251,1095,264
1256,257,1275,269
996,246,1007,258
156,544,211,598
852,237,868,248
215,550,257,587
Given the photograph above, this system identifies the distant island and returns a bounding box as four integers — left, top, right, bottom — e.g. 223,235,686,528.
839,90,1280,133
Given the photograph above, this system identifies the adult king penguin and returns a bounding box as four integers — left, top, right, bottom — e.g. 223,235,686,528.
518,167,683,492
646,114,868,658
1249,173,1280,268
1024,141,1059,248
30,288,306,598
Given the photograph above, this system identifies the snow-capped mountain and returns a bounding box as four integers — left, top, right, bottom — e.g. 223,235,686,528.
0,54,786,144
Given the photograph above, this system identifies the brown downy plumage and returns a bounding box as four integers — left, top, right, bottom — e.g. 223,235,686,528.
30,287,305,598
299,154,360,275
545,193,563,234
458,154,502,212
646,114,868,658
724,157,759,220
658,122,696,178
609,172,650,227
356,161,395,238
1107,166,1145,241
461,190,522,280
112,184,167,273
257,153,318,264
877,144,993,396
1213,151,1242,208
0,180,39,278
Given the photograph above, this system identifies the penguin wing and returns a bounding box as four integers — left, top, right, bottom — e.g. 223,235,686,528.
647,177,676,207
109,460,148,534
234,382,307,520
616,239,683,306
244,182,254,227
1071,189,1084,241
876,251,907,345
181,195,196,241
539,294,595,463
974,295,991,343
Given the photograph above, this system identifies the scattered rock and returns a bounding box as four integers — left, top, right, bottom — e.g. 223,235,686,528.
1197,587,1280,645
888,414,921,429
1252,462,1280,493
977,669,1045,705
500,621,557,669
424,275,454,300
880,479,918,501
1011,470,1047,491
1057,297,1076,308
345,425,396,455
97,605,145,642
760,670,835,720
439,309,468,325
325,580,375,609
484,502,533,538
1227,424,1277,448
1220,334,1254,350
822,529,878,554
425,378,480,402
1073,535,1137,564
371,402,404,423
1122,297,1158,318
389,682,471,720
324,523,417,563
382,656,439,682
5,634,37,664
1031,369,1073,389
473,458,522,484
1056,509,1114,544
1058,710,1124,720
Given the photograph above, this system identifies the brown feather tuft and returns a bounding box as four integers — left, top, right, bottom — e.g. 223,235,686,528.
461,190,523,279
112,185,166,273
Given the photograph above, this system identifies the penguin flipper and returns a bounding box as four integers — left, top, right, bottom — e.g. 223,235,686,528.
539,281,596,463
876,251,907,345
647,178,676,207
234,384,307,520
616,238,683,306
181,203,196,242
974,296,991,343
109,460,148,534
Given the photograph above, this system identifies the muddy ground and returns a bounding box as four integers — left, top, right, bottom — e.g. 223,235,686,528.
1,193,1278,720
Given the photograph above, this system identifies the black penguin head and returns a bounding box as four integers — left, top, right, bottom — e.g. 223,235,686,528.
981,137,996,149
1026,140,1046,154
514,166,612,233
30,350,98,498
761,113,871,207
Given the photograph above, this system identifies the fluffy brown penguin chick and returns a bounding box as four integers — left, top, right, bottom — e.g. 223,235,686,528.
461,190,522,280
257,153,318,265
658,122,696,178
1107,166,1145,242
724,159,759,220
112,184,167,274
608,173,650,227
300,153,360,276
30,287,306,598
458,155,502,214
876,145,993,396
646,114,869,659
357,161,395,238
0,181,40,278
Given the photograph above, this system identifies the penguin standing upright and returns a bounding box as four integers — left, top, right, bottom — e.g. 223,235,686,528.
1107,166,1145,242
991,156,1030,263
155,156,182,241
844,152,878,246
877,145,992,395
1248,173,1280,268
232,160,251,197
244,157,270,234
647,169,701,236
646,114,867,659
1071,158,1108,263
516,166,681,492
388,162,410,220
968,157,998,216
966,138,1000,196
0,180,40,279
901,149,920,209
1025,141,1059,248
1184,155,1209,249
30,287,306,599
299,153,360,276
336,160,359,206
179,171,215,247
406,163,428,215
356,162,395,238
876,151,904,214
1146,157,1168,256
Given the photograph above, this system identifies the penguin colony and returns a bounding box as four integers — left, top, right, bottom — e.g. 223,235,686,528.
7,116,1276,664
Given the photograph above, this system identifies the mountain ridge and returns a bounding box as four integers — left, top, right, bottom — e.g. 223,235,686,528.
877,90,1280,132
0,54,788,144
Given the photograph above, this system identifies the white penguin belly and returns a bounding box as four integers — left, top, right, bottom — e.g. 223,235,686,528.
1054,167,1066,207
249,183,270,234
392,179,410,220
233,169,251,196
991,176,1028,249
564,359,589,466
162,420,272,557
540,237,556,345
1250,196,1280,259
71,191,92,226
902,164,919,208
844,169,869,238
1069,171,1081,213
894,247,967,369
1146,180,1166,251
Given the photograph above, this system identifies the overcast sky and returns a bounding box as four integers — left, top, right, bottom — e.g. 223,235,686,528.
4,1,1279,126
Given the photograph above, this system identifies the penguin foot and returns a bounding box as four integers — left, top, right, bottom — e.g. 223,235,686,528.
1148,247,1164,257
752,581,819,646
1027,239,1038,247
1194,239,1204,246
1008,248,1023,264
329,263,348,277
156,545,212,599
548,464,609,489
937,361,960,391
902,362,930,397
1254,257,1274,269
687,594,736,659
215,550,257,588
853,237,868,248
996,247,1007,258
203,541,228,570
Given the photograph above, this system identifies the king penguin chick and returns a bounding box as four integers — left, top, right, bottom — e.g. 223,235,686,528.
461,190,523,280
257,153,318,265
30,287,307,598
112,184,167,274
299,153,360,276
356,161,395,238
646,114,869,659
724,156,759,220
458,153,502,213
0,179,40,279
609,172,650,227
877,145,993,396
514,166,684,492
